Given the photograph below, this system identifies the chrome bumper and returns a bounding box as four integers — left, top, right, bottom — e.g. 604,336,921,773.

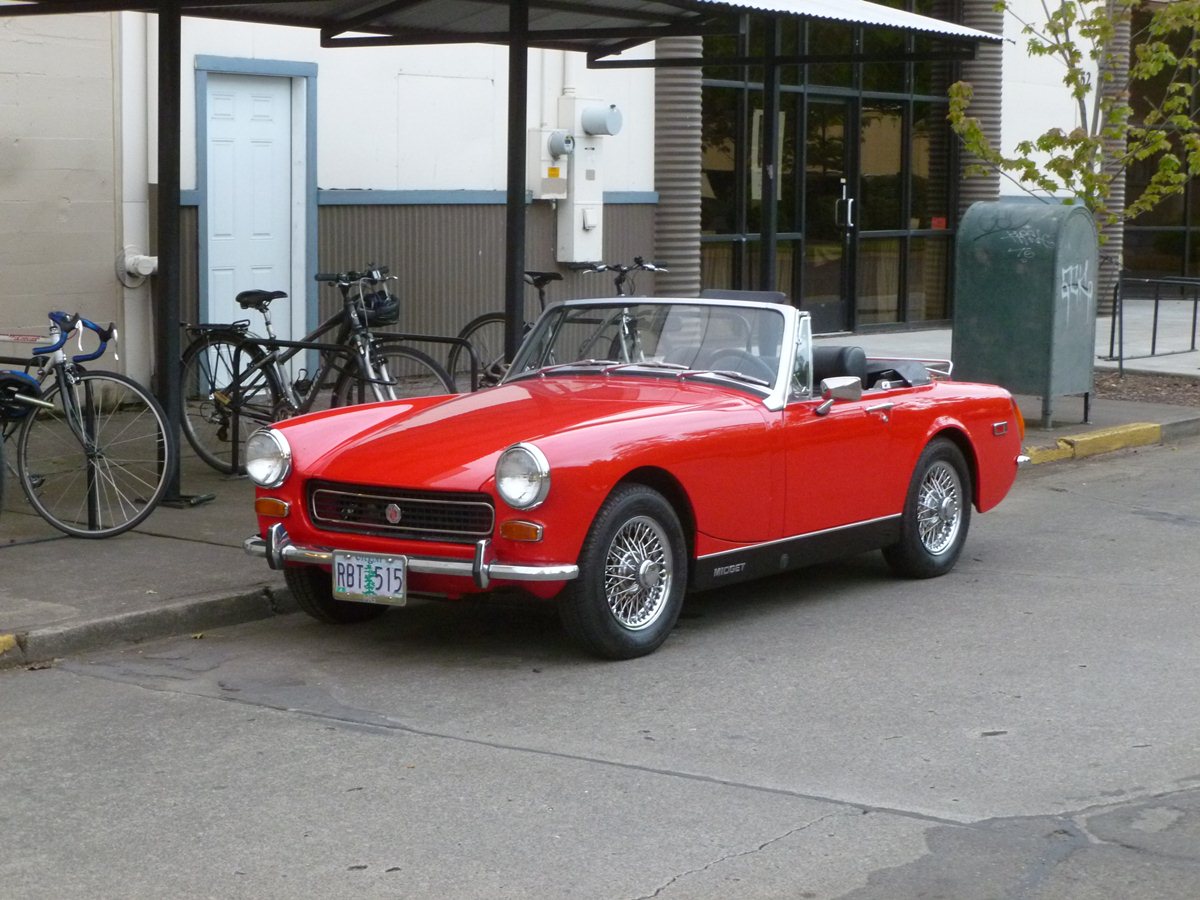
243,523,578,590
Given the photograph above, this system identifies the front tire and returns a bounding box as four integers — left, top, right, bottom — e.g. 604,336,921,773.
883,438,972,579
560,484,687,659
284,566,389,624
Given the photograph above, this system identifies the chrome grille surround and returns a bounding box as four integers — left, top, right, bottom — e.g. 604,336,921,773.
309,481,494,543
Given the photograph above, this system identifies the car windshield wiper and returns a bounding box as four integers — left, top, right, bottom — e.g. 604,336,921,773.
602,360,689,374
508,359,618,381
680,369,772,388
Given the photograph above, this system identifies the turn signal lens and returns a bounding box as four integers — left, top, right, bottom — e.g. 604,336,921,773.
1013,399,1026,442
254,497,290,518
499,520,544,542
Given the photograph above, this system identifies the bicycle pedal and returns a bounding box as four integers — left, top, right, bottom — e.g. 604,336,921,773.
293,378,312,394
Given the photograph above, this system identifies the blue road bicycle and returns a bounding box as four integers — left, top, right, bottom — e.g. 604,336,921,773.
0,311,171,538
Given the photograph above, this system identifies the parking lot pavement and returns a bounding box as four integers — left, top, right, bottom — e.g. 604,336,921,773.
3,307,1199,668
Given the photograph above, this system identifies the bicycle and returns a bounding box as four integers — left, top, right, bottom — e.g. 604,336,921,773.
0,312,172,538
582,256,668,296
447,270,562,391
180,265,455,474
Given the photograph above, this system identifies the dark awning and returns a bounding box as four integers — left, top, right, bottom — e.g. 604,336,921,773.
1,1,1000,57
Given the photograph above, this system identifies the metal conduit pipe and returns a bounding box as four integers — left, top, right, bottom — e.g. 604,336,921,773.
957,1,1003,216
653,35,704,297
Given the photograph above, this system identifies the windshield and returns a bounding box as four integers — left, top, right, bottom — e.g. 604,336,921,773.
506,301,786,390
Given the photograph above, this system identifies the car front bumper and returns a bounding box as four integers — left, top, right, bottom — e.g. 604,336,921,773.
244,522,578,591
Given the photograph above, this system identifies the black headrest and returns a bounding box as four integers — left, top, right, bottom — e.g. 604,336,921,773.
812,345,867,385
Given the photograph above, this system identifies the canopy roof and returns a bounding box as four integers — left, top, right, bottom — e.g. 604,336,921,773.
1,1,999,59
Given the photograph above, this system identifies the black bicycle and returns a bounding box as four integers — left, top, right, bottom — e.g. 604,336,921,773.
447,270,563,391
449,259,669,391
0,312,171,537
180,266,455,474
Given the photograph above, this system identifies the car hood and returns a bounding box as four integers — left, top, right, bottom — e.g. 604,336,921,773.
282,376,765,490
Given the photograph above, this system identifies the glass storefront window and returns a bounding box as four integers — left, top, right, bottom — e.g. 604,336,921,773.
857,238,902,325
859,103,904,231
907,237,949,321
911,102,951,230
1124,230,1186,277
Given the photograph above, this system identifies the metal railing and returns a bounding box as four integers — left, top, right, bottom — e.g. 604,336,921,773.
1104,275,1200,376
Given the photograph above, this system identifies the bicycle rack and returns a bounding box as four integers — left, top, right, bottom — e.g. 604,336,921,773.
227,333,477,471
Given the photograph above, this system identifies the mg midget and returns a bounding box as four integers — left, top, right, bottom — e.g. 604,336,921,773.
244,296,1026,659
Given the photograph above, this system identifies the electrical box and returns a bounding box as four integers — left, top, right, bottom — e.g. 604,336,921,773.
527,129,573,200
555,97,623,264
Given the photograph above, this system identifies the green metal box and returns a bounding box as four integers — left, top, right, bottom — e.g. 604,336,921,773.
953,201,1098,426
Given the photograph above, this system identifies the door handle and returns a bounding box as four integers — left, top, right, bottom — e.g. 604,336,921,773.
866,401,893,422
834,197,855,229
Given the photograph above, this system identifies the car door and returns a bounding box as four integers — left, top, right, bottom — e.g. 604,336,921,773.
781,390,902,538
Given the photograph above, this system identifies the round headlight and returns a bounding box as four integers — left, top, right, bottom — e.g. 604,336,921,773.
495,443,550,510
245,428,292,488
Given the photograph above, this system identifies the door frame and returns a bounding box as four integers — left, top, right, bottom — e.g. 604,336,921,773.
194,56,318,338
799,92,859,334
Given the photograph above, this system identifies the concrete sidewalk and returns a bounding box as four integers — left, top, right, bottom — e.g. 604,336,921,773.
3,308,1199,669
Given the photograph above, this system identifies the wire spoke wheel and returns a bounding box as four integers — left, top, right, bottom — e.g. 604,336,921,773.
331,341,454,406
17,370,172,537
915,460,963,556
603,515,673,630
180,333,279,474
560,485,686,659
883,438,972,579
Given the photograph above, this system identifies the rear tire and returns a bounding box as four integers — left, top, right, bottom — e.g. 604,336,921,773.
882,438,972,579
331,340,454,405
449,312,507,391
180,332,282,474
284,566,389,624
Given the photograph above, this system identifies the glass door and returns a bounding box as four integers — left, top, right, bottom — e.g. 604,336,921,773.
802,97,855,333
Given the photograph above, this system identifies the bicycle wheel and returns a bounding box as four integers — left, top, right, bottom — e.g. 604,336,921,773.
448,312,506,391
331,341,454,407
17,370,172,538
180,331,282,474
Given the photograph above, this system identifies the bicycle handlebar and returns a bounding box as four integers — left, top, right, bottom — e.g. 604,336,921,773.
315,265,390,285
34,311,118,362
582,256,669,275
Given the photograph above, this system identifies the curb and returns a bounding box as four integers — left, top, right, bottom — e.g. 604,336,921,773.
1026,423,1162,464
1023,412,1200,464
0,586,297,670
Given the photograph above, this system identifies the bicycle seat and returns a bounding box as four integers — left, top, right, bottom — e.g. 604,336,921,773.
236,289,288,310
524,271,563,289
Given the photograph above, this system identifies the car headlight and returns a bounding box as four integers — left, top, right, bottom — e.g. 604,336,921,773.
245,428,292,488
495,442,550,510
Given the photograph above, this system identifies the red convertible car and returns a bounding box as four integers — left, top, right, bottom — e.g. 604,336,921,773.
244,296,1026,658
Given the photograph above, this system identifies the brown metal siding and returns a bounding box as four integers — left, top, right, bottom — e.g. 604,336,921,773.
180,201,656,341
316,203,657,338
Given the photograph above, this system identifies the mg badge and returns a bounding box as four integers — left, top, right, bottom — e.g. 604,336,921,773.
385,503,403,525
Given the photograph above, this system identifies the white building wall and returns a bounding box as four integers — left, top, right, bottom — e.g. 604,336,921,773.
174,19,656,193
0,13,121,342
998,0,1096,199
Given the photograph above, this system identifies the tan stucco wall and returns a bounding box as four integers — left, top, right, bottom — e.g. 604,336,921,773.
0,13,120,349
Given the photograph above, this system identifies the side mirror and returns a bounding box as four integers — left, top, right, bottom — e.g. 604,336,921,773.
815,375,863,415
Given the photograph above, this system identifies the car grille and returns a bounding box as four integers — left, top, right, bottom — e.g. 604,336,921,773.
308,481,494,544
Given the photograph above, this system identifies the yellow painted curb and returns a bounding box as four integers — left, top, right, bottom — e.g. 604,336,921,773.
1027,442,1074,464
1025,423,1162,464
0,634,18,657
1066,423,1162,459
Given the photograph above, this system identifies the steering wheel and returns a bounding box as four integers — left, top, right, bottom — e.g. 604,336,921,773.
703,348,775,383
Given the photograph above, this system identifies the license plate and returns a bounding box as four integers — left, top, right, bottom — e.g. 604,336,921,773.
333,551,407,605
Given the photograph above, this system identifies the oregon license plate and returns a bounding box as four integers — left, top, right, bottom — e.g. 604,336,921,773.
333,551,407,605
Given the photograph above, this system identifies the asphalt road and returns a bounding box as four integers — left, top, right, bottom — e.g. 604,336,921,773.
3,439,1199,899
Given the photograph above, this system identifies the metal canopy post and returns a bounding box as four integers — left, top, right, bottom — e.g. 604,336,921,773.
156,0,183,500
504,0,530,362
